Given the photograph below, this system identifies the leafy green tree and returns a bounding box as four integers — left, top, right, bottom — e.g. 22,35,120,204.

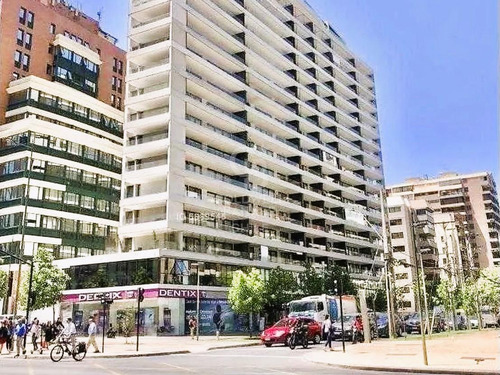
477,268,500,315
297,262,323,296
19,249,70,319
366,285,388,312
323,264,358,296
433,279,457,314
117,309,136,343
457,279,480,324
263,267,299,322
0,270,7,301
228,268,265,336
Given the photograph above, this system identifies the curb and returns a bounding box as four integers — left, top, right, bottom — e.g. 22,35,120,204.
311,360,500,375
0,342,261,360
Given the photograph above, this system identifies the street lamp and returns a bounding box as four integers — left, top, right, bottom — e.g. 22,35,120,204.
411,214,429,366
191,262,204,341
99,295,114,353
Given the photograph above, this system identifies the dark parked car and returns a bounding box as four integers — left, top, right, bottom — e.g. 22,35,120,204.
260,317,322,347
403,312,446,334
375,312,404,337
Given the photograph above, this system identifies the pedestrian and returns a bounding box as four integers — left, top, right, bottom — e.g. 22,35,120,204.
63,317,77,351
29,318,41,354
322,315,334,351
6,318,13,353
213,304,223,340
43,321,53,347
0,319,8,354
188,316,197,339
352,315,363,344
86,317,99,353
14,318,27,358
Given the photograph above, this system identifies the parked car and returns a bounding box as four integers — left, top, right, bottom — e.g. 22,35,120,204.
403,312,446,334
260,317,322,347
331,314,356,341
376,312,404,337
481,309,499,328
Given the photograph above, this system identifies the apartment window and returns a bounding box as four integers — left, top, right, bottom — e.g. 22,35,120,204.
391,232,404,239
25,33,32,49
42,216,59,230
111,76,117,90
390,219,402,226
116,97,122,110
118,60,123,74
117,78,122,93
393,245,405,252
96,48,101,56
186,161,202,174
26,11,35,28
113,58,118,72
64,192,79,206
16,29,24,46
111,94,116,106
46,64,52,75
49,23,56,34
80,196,95,210
395,273,408,280
388,206,401,213
19,7,27,24
186,185,202,199
14,50,22,68
44,189,63,203
12,72,20,81
22,54,30,71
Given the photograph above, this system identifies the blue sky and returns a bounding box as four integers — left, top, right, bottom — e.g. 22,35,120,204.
81,0,498,185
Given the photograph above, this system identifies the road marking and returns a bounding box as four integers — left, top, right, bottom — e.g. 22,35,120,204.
93,363,124,375
186,354,297,359
161,362,197,372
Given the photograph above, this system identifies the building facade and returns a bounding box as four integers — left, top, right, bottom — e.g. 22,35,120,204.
387,172,500,270
100,0,386,334
386,196,438,312
0,0,125,314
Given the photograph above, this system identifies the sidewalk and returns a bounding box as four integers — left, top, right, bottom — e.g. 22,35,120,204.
0,335,261,359
306,329,500,374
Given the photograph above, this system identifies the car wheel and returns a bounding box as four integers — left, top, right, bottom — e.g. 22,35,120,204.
264,343,272,347
313,334,321,344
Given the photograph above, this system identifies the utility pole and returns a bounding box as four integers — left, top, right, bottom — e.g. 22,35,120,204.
136,287,144,351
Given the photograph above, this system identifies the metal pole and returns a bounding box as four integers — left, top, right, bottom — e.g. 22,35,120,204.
196,267,200,341
136,290,141,351
411,212,428,366
23,261,35,348
102,303,106,353
339,278,345,353
14,148,33,316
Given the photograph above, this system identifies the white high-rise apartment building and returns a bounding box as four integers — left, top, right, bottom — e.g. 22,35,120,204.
121,0,384,293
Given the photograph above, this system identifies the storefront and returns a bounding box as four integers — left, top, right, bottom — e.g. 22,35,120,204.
60,285,249,336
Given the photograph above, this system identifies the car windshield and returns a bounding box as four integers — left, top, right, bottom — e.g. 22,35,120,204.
272,318,290,327
290,301,316,312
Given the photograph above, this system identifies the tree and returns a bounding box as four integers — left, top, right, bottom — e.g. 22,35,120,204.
19,249,70,319
117,309,136,343
457,279,480,326
263,267,299,322
228,268,265,336
323,264,358,296
0,269,7,301
476,268,500,315
297,262,323,296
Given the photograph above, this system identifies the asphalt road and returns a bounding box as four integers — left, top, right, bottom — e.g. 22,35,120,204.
1,345,439,375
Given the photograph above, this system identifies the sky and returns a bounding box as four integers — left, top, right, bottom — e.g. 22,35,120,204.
80,0,498,186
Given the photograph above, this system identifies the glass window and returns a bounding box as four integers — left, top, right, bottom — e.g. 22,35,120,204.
57,98,72,112
26,11,34,28
79,222,93,235
60,219,77,232
22,54,30,70
24,33,32,49
82,171,95,184
50,23,56,34
74,103,86,118
42,216,59,230
80,196,94,210
64,192,79,205
16,29,24,45
19,7,26,24
73,53,82,65
67,142,81,156
65,167,80,182
59,47,72,60
96,199,108,212
45,188,63,202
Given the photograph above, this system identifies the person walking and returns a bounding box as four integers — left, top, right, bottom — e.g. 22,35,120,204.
188,316,197,339
322,315,334,351
6,318,13,353
352,315,364,344
0,319,8,354
213,305,223,340
86,317,99,353
29,318,41,354
14,318,27,358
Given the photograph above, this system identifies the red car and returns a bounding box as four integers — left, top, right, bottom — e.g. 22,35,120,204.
260,317,322,347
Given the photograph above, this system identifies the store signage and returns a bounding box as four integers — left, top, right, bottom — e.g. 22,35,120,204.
62,288,208,302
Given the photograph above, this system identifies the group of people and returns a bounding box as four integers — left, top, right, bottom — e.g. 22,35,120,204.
321,314,364,351
0,316,102,358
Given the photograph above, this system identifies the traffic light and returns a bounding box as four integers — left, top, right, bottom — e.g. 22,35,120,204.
138,287,145,303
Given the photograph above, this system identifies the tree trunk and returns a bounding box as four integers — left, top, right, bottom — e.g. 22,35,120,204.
249,311,253,338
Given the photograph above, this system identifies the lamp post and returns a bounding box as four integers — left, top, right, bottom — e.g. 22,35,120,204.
191,262,204,341
99,295,113,353
411,213,429,366
334,278,345,353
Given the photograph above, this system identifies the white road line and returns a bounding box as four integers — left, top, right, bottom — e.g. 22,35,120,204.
93,363,124,375
161,362,197,372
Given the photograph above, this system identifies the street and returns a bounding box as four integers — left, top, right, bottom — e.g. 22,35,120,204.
0,345,440,375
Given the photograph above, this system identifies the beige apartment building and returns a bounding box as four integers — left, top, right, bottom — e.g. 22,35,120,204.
387,172,500,271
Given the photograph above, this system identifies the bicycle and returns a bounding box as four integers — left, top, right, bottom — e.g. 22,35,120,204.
50,333,87,362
